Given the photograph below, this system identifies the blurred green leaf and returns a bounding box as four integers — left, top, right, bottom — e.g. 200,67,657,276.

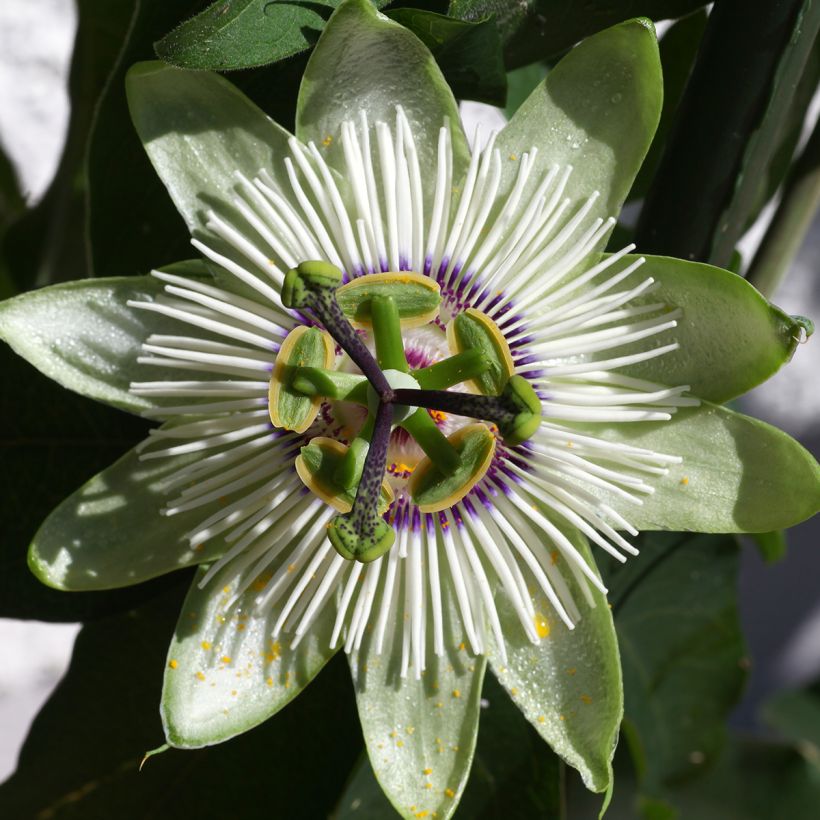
387,9,506,105
0,584,363,819
710,1,820,267
87,0,311,279
336,675,563,819
447,0,708,69
0,342,190,622
763,679,820,752
0,0,135,291
504,62,548,118
749,530,788,563
0,144,24,230
635,0,820,265
154,0,390,70
604,532,746,797
668,738,820,819
628,10,707,201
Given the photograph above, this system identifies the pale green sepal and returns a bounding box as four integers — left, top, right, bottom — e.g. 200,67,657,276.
579,403,820,533
126,62,294,257
28,447,227,591
616,254,809,402
296,0,471,211
495,19,662,231
487,529,621,793
0,274,197,414
349,591,486,819
163,564,338,748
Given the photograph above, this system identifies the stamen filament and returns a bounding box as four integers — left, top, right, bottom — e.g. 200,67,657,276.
401,409,460,475
371,295,409,372
413,350,490,390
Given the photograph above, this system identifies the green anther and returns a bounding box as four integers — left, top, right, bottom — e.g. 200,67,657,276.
291,367,367,403
336,272,441,328
497,376,543,446
413,349,491,390
409,424,496,513
371,295,409,373
335,415,375,490
295,436,393,514
401,409,460,476
281,260,343,309
447,308,514,395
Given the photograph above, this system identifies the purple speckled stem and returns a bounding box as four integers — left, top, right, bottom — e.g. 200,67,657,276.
391,387,517,428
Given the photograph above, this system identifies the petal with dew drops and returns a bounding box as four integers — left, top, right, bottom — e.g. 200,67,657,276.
487,527,621,793
296,0,471,211
349,572,486,819
126,62,294,264
28,446,229,591
494,18,662,231
0,267,208,414
614,255,811,403
577,403,820,533
162,563,338,747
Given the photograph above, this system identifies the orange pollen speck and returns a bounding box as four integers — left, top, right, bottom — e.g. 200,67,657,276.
195,671,206,682
168,659,179,670
444,788,455,799
201,641,212,651
580,694,592,704
452,689,461,698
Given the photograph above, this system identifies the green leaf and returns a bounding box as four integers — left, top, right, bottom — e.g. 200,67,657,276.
336,675,563,819
495,19,662,234
0,0,135,290
0,269,206,414
605,532,745,796
0,583,363,819
126,61,295,254
0,342,185,622
614,254,808,403
28,445,227,592
628,9,708,202
297,0,471,212
387,9,506,106
579,403,820,533
488,529,621,793
349,591,487,819
162,565,338,747
448,0,707,69
155,0,390,71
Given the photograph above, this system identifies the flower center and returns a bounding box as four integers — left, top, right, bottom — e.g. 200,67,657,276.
270,260,543,563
